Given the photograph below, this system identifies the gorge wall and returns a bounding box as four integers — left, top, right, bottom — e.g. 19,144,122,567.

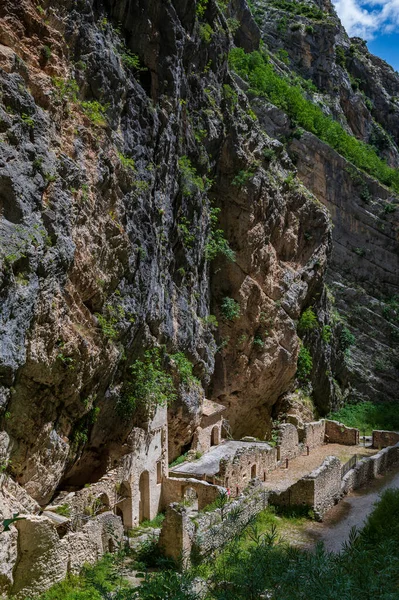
0,0,398,594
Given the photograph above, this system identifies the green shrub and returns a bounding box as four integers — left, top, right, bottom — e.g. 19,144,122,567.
297,307,318,334
81,101,108,127
199,23,213,43
321,324,332,343
205,207,235,262
328,401,399,435
118,152,136,171
169,352,199,386
221,297,241,321
296,345,312,380
339,326,355,351
335,46,346,67
178,156,210,197
196,0,209,17
229,48,399,193
232,169,255,186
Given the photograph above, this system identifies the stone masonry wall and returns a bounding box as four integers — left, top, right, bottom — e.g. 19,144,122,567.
218,445,278,494
193,413,223,455
269,456,342,520
159,484,269,563
302,420,326,449
372,430,399,449
8,512,123,599
277,423,300,460
325,420,360,445
162,477,222,511
342,442,399,494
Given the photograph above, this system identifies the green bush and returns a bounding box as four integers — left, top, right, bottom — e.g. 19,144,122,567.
328,401,399,435
297,307,318,334
296,345,312,380
117,348,176,416
81,101,108,127
169,352,199,386
205,207,235,262
229,48,399,193
339,326,355,351
220,297,241,321
178,156,210,197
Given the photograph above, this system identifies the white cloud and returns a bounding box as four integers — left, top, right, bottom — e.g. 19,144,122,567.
333,0,399,39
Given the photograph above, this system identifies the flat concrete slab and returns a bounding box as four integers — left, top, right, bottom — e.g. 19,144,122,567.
170,440,272,477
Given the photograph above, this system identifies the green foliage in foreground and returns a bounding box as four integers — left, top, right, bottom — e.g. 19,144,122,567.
328,401,399,435
37,489,399,599
229,48,399,193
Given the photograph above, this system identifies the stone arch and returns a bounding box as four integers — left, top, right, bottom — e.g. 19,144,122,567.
139,471,150,522
97,492,111,513
251,464,257,479
115,481,133,529
211,425,220,446
183,486,199,512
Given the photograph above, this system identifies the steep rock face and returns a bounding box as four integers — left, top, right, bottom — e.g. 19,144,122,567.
0,0,397,521
0,0,332,502
209,133,331,437
252,0,399,167
242,0,399,409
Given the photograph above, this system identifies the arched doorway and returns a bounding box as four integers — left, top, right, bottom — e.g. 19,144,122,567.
251,464,257,479
211,425,220,446
115,481,133,529
139,471,150,522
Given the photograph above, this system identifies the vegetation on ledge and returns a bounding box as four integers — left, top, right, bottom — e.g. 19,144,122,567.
229,48,399,193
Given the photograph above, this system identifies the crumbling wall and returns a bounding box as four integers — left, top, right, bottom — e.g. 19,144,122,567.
278,423,300,460
269,456,341,520
7,512,123,599
302,420,326,449
162,478,222,511
372,430,399,449
159,485,269,563
218,445,278,494
325,420,359,445
342,442,399,494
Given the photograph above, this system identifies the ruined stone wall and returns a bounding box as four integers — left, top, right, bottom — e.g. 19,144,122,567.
278,423,300,460
325,420,359,445
162,477,222,511
159,485,269,563
3,512,123,600
342,442,399,494
270,456,342,520
218,445,278,494
193,413,223,455
372,430,399,449
302,420,326,449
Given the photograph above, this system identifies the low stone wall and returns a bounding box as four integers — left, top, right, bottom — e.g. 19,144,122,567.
342,442,399,494
159,484,269,564
302,420,326,449
372,430,399,449
162,477,222,511
325,420,359,445
269,456,341,520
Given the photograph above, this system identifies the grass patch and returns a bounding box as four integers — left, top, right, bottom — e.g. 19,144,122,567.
139,513,165,529
328,401,399,435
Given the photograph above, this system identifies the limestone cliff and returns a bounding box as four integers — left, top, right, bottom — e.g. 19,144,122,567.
0,1,398,594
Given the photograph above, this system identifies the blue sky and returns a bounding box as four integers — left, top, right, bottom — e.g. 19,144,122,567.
333,1,399,71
